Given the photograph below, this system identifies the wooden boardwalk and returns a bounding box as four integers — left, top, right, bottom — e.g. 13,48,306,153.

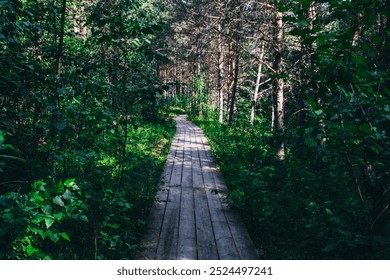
139,115,258,260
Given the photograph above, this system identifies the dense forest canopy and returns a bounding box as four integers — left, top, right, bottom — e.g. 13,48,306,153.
1,0,389,259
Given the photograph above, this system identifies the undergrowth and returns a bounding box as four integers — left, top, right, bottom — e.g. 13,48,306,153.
192,116,389,260
0,119,175,259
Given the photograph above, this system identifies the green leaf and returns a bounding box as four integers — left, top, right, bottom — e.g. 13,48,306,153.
325,208,333,215
31,228,47,240
55,181,64,194
26,245,39,256
64,178,79,190
53,212,63,221
30,191,44,203
64,178,75,186
306,97,316,109
124,202,132,209
32,180,46,191
44,217,55,229
60,232,70,241
79,215,89,222
298,19,309,28
62,189,73,200
53,196,65,207
131,38,142,48
46,230,60,243
42,205,52,215
0,155,24,161
54,121,66,131
289,27,309,37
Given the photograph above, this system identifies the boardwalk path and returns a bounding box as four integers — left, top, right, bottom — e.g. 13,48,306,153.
139,115,258,260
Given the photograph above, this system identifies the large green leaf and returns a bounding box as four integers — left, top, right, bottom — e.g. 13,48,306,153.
44,217,55,229
53,196,65,207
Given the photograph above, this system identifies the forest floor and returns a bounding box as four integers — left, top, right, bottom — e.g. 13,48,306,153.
139,115,258,260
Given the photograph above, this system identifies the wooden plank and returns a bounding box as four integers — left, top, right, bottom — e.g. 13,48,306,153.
138,191,168,259
196,132,240,260
138,125,179,260
142,116,183,259
177,187,197,259
222,207,259,259
194,188,219,259
205,189,239,259
209,161,257,259
177,118,197,259
190,127,204,190
155,187,181,259
169,127,184,187
189,121,219,259
199,130,258,259
181,127,192,188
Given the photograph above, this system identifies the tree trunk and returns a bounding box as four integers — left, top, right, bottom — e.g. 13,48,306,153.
272,2,285,160
56,0,67,89
228,43,239,125
217,20,225,123
308,0,316,31
352,12,364,47
250,42,265,125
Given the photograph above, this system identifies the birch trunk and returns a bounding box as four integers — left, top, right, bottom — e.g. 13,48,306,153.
217,21,225,123
228,43,239,124
250,43,265,125
272,2,285,160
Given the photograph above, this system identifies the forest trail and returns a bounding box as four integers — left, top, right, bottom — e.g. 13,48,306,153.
139,115,258,260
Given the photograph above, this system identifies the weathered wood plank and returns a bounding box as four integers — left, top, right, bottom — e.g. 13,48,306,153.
197,132,240,260
199,131,258,260
194,188,219,259
205,189,240,259
169,127,184,187
177,187,197,259
177,119,197,259
139,195,167,259
190,128,203,190
155,187,181,259
138,128,178,259
222,207,258,259
210,162,257,259
181,128,192,188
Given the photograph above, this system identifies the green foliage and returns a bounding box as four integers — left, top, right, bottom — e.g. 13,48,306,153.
0,130,23,173
0,0,176,259
0,118,175,260
81,122,175,259
0,179,87,259
190,0,390,260
189,74,210,117
1,0,388,260
195,110,389,259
